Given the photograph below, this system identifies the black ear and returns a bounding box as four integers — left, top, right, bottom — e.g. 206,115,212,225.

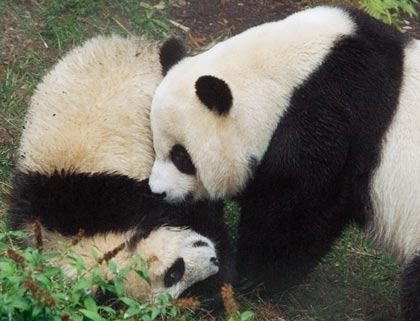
160,37,187,76
195,75,233,116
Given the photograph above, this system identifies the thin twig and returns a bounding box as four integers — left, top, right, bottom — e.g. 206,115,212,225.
112,17,134,37
168,19,190,33
38,32,49,49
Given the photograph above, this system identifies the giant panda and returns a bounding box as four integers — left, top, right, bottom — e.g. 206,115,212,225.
147,6,420,321
7,34,233,309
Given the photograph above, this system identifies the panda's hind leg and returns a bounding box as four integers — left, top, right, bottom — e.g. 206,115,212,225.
401,252,420,321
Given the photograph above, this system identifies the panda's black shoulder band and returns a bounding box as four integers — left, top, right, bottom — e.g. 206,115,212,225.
6,170,166,236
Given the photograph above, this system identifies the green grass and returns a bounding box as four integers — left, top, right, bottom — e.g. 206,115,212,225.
0,1,405,320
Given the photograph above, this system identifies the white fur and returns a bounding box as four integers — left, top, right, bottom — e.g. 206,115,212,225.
149,159,207,201
369,39,420,262
138,227,218,298
19,35,161,181
149,6,356,201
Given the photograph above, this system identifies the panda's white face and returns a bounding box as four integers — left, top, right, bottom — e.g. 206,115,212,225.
134,227,220,300
149,78,254,202
149,6,355,202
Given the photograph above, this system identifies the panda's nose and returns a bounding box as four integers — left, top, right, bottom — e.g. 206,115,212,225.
155,192,166,200
210,257,219,266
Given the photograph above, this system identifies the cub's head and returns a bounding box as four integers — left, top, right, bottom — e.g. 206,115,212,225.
133,227,220,300
149,38,262,202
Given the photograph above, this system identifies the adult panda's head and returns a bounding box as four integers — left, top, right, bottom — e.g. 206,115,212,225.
149,8,356,202
149,38,260,202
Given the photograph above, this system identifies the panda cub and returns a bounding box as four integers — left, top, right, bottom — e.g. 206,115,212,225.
7,35,233,307
148,6,420,321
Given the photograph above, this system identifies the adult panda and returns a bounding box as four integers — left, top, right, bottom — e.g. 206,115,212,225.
7,35,233,309
148,6,420,321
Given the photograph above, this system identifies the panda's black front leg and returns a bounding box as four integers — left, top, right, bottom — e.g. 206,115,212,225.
236,189,352,292
401,252,420,321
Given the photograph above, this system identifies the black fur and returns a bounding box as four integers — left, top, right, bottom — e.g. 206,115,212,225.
170,144,196,175
236,7,407,297
195,75,233,116
193,240,209,247
176,202,235,313
7,170,160,236
160,37,186,76
7,170,234,312
164,258,185,287
401,253,420,321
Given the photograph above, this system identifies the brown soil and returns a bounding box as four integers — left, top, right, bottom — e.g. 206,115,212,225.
0,127,14,146
169,0,420,49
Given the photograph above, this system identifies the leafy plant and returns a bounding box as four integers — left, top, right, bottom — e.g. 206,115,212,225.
360,0,418,30
0,220,253,321
133,8,171,36
0,222,189,321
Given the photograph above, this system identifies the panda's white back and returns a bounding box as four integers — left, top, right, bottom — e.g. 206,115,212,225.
370,39,420,262
19,35,161,180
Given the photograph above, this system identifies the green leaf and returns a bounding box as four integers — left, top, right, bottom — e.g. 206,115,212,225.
100,306,115,315
31,305,43,318
118,297,138,307
134,16,148,26
41,251,60,260
240,310,255,321
10,298,31,311
170,306,178,317
76,278,93,290
0,261,16,274
151,306,160,320
83,297,98,312
152,19,171,31
107,261,118,274
34,273,50,286
113,277,125,297
80,309,104,321
145,9,155,19
135,265,151,285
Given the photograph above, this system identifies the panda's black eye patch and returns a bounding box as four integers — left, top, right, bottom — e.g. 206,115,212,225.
170,144,196,175
164,258,185,287
193,240,209,247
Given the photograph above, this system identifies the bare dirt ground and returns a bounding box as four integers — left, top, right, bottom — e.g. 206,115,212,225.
169,0,420,49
